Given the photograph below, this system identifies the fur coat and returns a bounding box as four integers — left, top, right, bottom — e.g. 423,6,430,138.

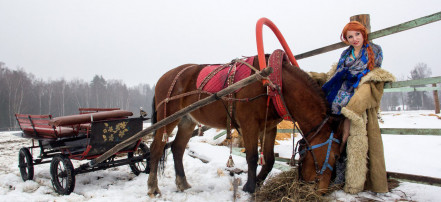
310,64,396,194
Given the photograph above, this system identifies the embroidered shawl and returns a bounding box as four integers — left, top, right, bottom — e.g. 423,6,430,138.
322,43,383,114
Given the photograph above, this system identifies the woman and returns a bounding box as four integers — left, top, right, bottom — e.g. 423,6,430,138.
309,21,395,194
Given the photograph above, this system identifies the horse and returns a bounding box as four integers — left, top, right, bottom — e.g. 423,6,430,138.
148,52,344,196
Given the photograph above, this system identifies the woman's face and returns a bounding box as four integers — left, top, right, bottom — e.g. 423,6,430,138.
346,30,364,50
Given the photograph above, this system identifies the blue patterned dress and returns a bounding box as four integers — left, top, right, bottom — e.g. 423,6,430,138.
322,43,383,114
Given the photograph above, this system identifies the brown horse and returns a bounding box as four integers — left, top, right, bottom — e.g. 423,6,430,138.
148,55,344,196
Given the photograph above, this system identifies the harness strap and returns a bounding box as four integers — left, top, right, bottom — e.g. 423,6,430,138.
156,90,267,112
156,90,204,111
162,64,198,139
304,115,330,140
299,132,340,174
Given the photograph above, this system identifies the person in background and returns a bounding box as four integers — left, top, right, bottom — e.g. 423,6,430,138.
309,21,395,194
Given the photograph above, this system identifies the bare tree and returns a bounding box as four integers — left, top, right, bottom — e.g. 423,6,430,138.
407,63,433,110
0,63,155,130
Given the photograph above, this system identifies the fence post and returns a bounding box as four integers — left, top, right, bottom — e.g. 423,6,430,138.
350,14,371,33
433,83,440,114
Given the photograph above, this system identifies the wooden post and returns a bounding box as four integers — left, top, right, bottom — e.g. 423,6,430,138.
350,14,371,33
433,83,440,114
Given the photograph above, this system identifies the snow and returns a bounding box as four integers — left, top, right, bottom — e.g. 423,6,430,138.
1,110,441,201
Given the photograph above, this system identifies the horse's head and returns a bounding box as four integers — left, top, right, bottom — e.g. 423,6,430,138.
274,57,346,192
298,115,345,193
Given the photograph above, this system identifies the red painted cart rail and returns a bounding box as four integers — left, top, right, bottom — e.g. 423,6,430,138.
15,114,76,139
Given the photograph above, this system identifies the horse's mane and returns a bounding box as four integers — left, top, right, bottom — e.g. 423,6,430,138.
283,60,330,114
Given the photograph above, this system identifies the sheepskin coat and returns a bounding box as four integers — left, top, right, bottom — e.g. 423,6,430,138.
310,65,396,194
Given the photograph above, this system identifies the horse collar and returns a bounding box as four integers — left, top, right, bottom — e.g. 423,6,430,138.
267,49,291,121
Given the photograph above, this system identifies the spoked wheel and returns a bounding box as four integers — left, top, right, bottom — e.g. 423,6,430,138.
50,154,75,195
18,147,34,181
128,142,150,175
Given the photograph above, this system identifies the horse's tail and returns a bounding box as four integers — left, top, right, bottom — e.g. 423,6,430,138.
151,95,157,128
151,94,168,174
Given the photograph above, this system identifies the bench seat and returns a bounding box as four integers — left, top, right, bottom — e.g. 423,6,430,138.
16,114,78,139
21,126,76,138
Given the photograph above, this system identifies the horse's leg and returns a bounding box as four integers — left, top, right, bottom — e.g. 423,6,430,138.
256,127,277,186
171,115,196,191
242,127,260,193
147,121,178,197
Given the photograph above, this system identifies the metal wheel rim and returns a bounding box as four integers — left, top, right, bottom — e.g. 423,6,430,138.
134,147,147,171
56,161,67,188
19,153,29,176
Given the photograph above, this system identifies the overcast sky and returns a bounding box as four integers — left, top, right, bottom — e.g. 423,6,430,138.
1,0,440,87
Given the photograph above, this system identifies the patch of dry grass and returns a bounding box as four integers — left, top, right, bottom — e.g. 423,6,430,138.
255,169,402,201
254,169,338,202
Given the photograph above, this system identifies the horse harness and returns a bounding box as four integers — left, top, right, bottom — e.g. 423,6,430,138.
264,50,341,180
156,50,340,179
275,84,340,180
156,57,265,142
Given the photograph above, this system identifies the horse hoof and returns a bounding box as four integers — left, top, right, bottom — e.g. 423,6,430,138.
147,188,161,197
242,182,255,193
176,177,192,191
177,183,192,191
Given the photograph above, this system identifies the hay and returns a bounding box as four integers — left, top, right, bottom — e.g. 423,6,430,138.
254,169,330,202
255,169,401,201
219,120,298,147
276,120,298,140
428,113,441,119
219,130,243,147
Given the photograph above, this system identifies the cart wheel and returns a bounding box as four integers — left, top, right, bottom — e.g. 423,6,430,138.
18,147,34,181
128,142,150,175
50,154,75,195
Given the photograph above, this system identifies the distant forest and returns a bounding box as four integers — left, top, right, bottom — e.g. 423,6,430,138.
0,62,154,130
381,62,438,112
1,61,438,130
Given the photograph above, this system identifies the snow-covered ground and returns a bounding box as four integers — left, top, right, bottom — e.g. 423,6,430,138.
0,110,440,201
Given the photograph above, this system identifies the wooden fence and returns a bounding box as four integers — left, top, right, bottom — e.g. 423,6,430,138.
217,12,441,185
296,12,441,136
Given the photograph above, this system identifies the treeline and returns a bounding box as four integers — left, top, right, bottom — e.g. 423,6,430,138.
1,61,437,130
0,62,154,130
381,63,438,111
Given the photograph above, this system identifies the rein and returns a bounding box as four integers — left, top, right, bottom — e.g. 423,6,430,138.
299,132,340,175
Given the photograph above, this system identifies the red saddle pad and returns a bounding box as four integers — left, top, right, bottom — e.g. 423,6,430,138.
196,57,254,93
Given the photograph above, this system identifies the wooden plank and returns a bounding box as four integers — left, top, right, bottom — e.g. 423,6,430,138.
384,86,441,93
384,76,441,89
231,147,292,171
233,147,441,186
215,128,441,138
381,128,441,136
295,42,347,60
388,171,441,187
276,129,300,133
368,11,441,41
213,130,227,140
87,67,273,167
295,11,441,60
213,129,300,140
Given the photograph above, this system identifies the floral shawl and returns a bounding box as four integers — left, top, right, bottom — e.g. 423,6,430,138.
322,43,383,114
